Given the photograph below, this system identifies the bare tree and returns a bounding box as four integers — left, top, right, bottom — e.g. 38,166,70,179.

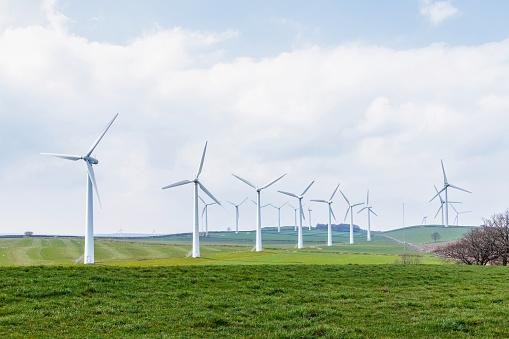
431,232,441,243
483,210,509,266
434,228,498,265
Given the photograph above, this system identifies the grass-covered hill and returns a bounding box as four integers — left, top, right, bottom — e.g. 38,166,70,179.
383,225,476,245
1,265,507,337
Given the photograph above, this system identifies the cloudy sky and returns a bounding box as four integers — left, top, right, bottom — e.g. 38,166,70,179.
1,0,509,235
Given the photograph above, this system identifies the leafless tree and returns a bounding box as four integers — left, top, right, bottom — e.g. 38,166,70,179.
483,210,509,266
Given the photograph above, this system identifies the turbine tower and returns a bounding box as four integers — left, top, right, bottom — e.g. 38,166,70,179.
451,204,472,226
161,141,221,258
339,189,364,244
311,184,339,246
268,202,288,232
226,198,248,234
200,196,217,237
232,173,286,252
433,185,461,226
41,113,119,265
307,208,312,230
289,204,298,231
357,190,378,242
278,180,315,249
430,160,471,227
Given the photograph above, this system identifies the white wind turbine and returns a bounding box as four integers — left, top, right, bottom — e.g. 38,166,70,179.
226,198,248,234
311,184,339,246
430,160,471,227
339,189,364,245
421,216,428,225
162,141,221,258
307,208,312,230
41,113,119,265
432,185,463,226
232,173,286,252
200,196,217,237
268,202,289,232
278,181,315,249
357,190,378,242
289,204,298,231
450,204,472,226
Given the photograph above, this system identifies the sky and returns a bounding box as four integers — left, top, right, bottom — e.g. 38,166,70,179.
1,0,509,235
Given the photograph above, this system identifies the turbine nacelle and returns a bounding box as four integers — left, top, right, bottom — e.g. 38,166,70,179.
84,156,99,165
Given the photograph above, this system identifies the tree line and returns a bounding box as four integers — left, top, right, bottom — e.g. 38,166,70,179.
434,210,509,265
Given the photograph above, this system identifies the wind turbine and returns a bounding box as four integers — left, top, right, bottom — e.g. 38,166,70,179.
307,208,313,230
311,184,339,246
357,190,377,242
430,160,471,227
450,204,472,226
339,189,364,244
226,198,248,233
232,173,286,251
41,113,119,265
278,180,315,249
268,202,288,232
289,204,298,231
162,141,221,258
421,216,428,225
432,185,462,226
200,196,217,237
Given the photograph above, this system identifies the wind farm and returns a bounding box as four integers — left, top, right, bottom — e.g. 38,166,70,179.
2,1,509,337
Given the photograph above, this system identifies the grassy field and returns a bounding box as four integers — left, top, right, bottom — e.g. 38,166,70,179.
0,230,438,266
0,265,507,337
384,225,476,245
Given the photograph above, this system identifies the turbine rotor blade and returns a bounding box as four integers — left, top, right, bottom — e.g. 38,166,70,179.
434,205,443,219
198,182,221,205
449,184,472,194
441,160,448,184
339,189,350,205
201,206,206,218
86,162,101,207
86,113,119,157
301,207,306,220
300,180,315,196
40,153,82,161
429,186,447,202
370,209,378,217
343,207,350,222
329,184,340,201
330,207,337,221
357,206,368,214
161,180,192,190
261,173,287,190
352,203,364,208
199,196,206,204
278,191,298,198
196,141,208,178
311,199,328,204
232,174,256,189
239,197,249,206
280,201,289,208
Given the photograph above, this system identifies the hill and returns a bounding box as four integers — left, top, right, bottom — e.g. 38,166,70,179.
383,225,476,245
1,265,507,337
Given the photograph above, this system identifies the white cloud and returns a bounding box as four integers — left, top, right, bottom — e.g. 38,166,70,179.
420,0,459,26
0,2,508,236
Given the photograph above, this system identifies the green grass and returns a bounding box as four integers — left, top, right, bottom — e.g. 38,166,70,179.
384,225,476,245
0,265,507,337
0,231,429,266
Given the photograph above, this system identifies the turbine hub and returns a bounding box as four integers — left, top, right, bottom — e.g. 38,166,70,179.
84,156,99,165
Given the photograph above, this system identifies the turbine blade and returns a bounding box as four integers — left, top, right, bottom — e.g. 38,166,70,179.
329,184,340,201
339,189,350,205
40,153,81,161
352,203,364,208
357,207,368,214
199,196,206,204
330,207,337,221
278,191,298,198
198,182,221,205
311,199,328,204
449,184,472,194
450,203,459,214
301,207,306,220
429,186,447,202
434,205,443,219
370,209,378,217
232,174,256,189
226,201,236,206
300,180,315,196
196,141,208,178
161,180,192,190
366,190,370,205
280,201,289,208
239,197,249,206
343,207,350,222
86,162,101,207
86,113,119,157
441,160,448,184
201,206,206,218
261,173,287,190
